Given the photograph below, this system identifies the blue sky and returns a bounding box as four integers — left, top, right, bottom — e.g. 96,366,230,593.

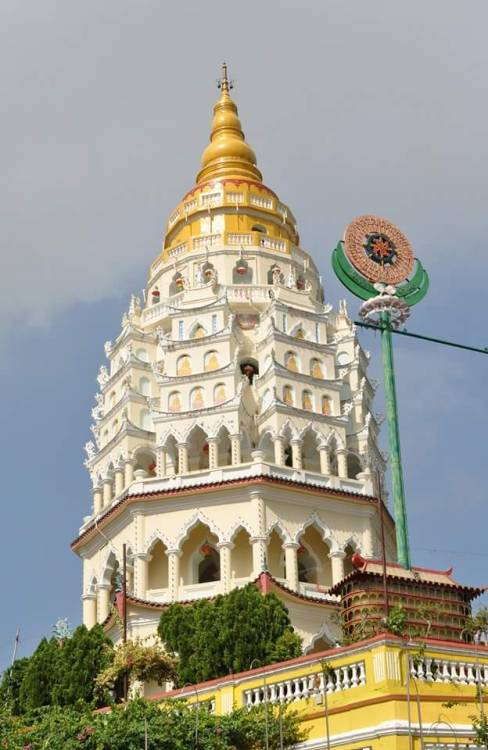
1,0,487,669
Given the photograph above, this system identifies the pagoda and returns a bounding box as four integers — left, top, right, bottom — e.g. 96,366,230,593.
71,65,395,653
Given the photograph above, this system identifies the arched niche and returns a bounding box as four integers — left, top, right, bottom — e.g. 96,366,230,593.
297,525,332,588
147,540,169,591
231,528,253,580
180,523,220,585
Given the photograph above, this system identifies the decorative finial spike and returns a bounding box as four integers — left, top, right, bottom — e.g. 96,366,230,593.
217,61,233,93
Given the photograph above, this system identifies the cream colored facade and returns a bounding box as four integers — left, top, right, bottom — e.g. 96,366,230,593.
73,68,397,649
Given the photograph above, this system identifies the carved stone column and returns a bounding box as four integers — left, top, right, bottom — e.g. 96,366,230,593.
284,542,299,591
82,594,97,629
318,445,331,475
290,439,303,470
230,434,242,465
337,449,348,479
177,442,189,474
97,583,111,623
167,549,182,602
92,484,103,515
114,461,125,496
218,542,233,594
329,550,346,586
250,537,268,576
133,552,149,599
273,435,285,466
102,473,113,507
124,458,136,486
207,437,219,470
156,445,167,477
362,520,374,558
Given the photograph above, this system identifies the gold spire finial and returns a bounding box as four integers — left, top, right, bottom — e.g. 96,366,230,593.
196,64,262,184
217,62,232,94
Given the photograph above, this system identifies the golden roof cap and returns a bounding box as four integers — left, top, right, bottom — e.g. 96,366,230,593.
196,63,262,184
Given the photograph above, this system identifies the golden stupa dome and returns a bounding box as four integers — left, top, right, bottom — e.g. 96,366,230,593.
196,63,262,184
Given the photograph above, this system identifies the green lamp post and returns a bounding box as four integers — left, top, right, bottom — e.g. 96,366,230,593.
332,216,429,568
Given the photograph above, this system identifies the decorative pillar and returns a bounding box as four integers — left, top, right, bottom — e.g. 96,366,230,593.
92,484,103,515
250,537,268,576
273,435,285,466
290,439,303,470
218,542,233,594
114,461,125,496
82,594,97,629
102,473,113,507
284,542,299,591
362,521,374,558
177,442,189,474
97,583,111,623
167,549,182,602
124,458,136,487
329,550,346,586
337,448,348,479
230,434,242,465
318,445,331,475
156,445,167,476
207,437,219,470
133,552,149,599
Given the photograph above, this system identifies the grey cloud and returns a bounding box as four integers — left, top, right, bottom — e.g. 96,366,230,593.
1,0,488,327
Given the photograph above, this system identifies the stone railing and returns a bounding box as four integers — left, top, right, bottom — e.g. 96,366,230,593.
410,656,488,686
243,661,366,706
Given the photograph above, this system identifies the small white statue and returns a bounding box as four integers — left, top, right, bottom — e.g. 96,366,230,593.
84,441,96,459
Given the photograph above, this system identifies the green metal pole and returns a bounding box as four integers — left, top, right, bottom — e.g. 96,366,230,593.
380,311,411,568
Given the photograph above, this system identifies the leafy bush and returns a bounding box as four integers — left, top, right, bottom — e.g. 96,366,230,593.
0,698,305,749
158,584,302,685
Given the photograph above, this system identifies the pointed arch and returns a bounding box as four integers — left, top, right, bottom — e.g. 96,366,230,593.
188,320,208,339
228,518,255,543
144,528,171,554
267,520,292,544
293,511,338,552
289,322,307,340
174,511,223,550
100,548,120,585
304,622,339,654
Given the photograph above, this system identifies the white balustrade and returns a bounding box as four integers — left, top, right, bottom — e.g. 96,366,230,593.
201,192,221,207
226,192,243,203
242,661,366,707
259,237,286,252
193,234,221,249
410,657,488,686
250,194,273,209
168,208,181,226
168,242,187,258
228,233,252,245
184,199,198,212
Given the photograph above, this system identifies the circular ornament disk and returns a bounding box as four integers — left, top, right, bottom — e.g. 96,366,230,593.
343,216,414,285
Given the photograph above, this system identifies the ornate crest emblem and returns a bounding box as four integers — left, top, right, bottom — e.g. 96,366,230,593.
343,215,414,285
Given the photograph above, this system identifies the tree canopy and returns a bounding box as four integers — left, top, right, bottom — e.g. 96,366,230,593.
158,584,302,685
1,624,113,714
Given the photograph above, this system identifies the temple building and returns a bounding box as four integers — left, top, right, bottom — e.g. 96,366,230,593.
71,65,397,650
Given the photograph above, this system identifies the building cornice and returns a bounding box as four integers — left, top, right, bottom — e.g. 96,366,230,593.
71,473,378,551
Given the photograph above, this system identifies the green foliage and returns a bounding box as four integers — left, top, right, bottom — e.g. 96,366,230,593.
52,624,113,707
18,637,61,713
471,711,488,746
385,605,408,637
0,697,305,749
0,657,30,715
3,624,113,714
158,585,302,685
95,637,177,695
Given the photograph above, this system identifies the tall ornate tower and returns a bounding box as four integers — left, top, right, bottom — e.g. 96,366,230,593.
72,66,396,654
